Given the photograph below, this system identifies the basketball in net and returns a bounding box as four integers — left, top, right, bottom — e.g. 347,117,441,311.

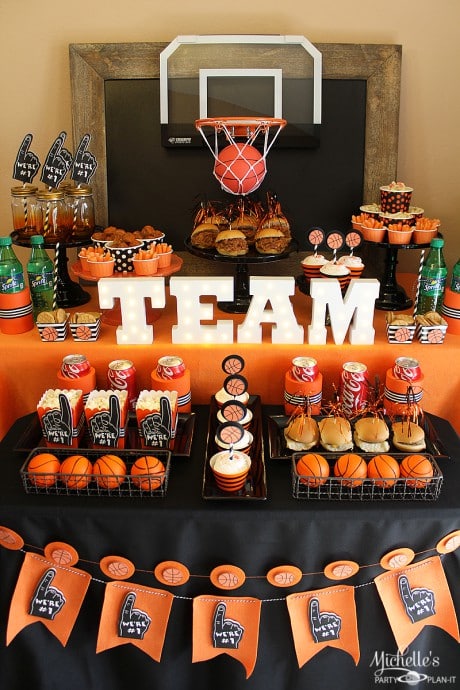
214,143,266,195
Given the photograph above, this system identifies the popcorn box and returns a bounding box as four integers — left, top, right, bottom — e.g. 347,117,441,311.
37,389,84,448
136,390,178,450
84,390,129,449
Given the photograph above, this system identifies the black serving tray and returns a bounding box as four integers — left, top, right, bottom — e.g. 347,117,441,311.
202,395,267,500
15,412,196,458
267,413,450,461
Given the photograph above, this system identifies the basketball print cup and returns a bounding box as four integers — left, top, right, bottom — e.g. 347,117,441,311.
380,182,413,213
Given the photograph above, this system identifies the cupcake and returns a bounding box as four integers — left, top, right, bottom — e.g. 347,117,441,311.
301,254,327,280
337,255,364,279
320,261,350,290
380,182,413,214
209,450,252,492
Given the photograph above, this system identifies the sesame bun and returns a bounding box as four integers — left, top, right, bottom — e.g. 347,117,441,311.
392,421,426,452
354,417,390,453
215,229,248,256
318,416,353,452
284,415,320,451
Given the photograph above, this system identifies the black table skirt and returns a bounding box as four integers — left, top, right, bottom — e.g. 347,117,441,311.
0,407,459,689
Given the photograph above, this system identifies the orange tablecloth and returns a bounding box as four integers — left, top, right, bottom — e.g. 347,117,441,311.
0,275,459,440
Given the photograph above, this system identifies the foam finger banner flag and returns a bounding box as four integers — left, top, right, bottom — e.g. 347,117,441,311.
192,596,262,678
286,585,360,667
6,552,91,646
96,581,174,661
374,556,460,653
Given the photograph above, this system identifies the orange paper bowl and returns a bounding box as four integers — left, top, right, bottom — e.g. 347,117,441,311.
387,229,413,245
133,257,159,276
157,250,173,269
413,228,439,244
87,259,115,277
361,226,386,243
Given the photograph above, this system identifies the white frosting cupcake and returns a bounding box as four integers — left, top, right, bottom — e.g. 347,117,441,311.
320,262,350,277
215,387,250,407
215,429,253,453
301,254,327,267
210,450,251,475
337,256,364,268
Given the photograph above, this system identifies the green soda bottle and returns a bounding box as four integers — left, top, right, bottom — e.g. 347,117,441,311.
416,238,447,314
27,235,54,319
0,236,25,294
450,258,460,294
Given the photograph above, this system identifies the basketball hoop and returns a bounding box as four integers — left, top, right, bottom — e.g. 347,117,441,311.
195,117,286,196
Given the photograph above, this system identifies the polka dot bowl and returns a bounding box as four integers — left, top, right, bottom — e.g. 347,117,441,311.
106,241,143,273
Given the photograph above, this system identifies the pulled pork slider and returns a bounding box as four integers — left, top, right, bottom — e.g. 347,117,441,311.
318,416,353,452
392,421,426,452
255,228,290,255
215,229,249,256
190,223,219,249
284,415,320,451
353,417,390,453
232,214,259,246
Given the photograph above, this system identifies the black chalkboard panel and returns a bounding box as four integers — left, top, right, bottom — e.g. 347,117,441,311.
105,78,366,250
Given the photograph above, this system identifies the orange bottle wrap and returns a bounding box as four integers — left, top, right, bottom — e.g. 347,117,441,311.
57,367,97,403
284,370,323,416
150,367,192,413
441,286,460,335
0,287,34,334
383,368,424,417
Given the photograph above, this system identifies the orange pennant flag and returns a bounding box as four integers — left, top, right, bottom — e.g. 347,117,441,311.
192,595,261,679
286,585,360,668
6,552,91,646
96,581,174,662
375,555,460,653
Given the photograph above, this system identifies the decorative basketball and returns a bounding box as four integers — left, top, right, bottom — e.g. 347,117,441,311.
224,374,248,397
326,231,345,250
400,454,433,488
334,453,367,487
130,455,165,491
27,452,60,487
296,453,330,487
161,566,185,585
93,454,127,489
222,354,245,374
427,328,444,344
308,227,325,246
367,454,400,488
214,143,266,195
59,454,92,489
221,401,246,423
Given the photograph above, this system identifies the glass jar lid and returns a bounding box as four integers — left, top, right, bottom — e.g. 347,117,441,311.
11,185,38,196
65,184,93,197
36,189,65,201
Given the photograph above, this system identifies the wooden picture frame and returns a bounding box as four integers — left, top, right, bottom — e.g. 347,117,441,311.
69,41,401,227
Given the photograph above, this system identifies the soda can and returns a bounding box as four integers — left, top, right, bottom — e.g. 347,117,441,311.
156,355,186,380
291,356,319,382
107,359,138,411
339,361,369,417
393,357,422,382
61,354,91,379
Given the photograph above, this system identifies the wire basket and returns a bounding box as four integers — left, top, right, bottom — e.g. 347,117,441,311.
291,452,443,501
20,447,171,498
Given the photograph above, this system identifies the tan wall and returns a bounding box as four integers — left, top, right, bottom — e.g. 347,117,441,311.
1,0,459,275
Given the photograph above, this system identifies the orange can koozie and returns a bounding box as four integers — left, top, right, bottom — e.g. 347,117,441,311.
0,287,34,334
284,370,323,416
384,368,424,416
151,358,191,413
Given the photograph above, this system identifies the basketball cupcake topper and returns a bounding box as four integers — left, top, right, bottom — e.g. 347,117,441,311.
326,230,345,262
223,374,248,398
222,354,245,375
307,227,326,254
344,228,363,255
220,399,247,424
216,421,245,449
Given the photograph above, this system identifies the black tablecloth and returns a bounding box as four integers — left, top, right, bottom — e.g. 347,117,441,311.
0,408,459,689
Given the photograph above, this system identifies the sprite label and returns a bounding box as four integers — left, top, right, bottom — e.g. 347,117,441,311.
0,271,25,293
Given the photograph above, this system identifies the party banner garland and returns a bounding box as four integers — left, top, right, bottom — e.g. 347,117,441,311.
1,525,459,679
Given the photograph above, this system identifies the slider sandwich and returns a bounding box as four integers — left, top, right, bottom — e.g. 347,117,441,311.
190,223,219,249
392,421,426,452
255,228,291,255
284,415,320,451
318,416,353,452
215,229,249,256
353,417,390,453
